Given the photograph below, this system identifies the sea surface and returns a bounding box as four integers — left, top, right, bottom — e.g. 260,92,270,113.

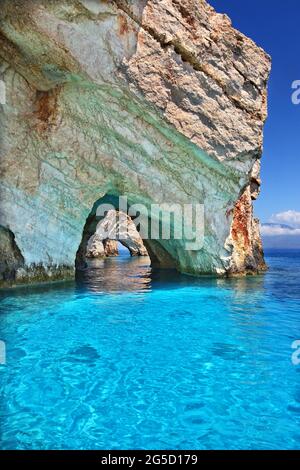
0,249,300,450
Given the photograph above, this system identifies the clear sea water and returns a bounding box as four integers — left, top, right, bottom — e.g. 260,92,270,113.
0,249,300,450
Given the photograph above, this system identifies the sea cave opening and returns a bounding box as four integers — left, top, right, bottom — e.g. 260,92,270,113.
75,194,177,278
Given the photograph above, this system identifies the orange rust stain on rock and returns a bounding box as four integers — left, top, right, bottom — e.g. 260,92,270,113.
118,14,129,35
231,191,251,250
137,32,145,47
35,87,60,133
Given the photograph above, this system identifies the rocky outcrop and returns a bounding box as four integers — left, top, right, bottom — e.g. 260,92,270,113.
103,240,119,257
0,0,270,284
0,226,24,282
228,186,266,274
86,210,148,259
86,233,106,259
85,235,119,259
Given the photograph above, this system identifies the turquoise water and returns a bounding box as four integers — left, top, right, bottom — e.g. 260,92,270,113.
0,250,300,450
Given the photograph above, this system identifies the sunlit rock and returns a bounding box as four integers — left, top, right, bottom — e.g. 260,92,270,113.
0,0,271,284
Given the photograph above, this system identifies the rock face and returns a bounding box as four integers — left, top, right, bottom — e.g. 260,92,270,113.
0,226,24,282
0,0,271,284
85,235,119,259
86,233,106,259
103,240,119,257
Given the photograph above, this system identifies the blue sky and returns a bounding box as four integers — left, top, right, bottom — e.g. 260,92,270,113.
210,0,300,224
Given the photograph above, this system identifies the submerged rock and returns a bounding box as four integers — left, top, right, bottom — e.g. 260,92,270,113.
0,0,271,284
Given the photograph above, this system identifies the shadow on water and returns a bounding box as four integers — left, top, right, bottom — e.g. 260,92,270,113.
74,251,267,297
0,252,268,300
75,254,153,294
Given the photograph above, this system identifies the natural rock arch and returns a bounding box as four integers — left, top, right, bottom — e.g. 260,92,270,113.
81,209,148,262
75,195,177,272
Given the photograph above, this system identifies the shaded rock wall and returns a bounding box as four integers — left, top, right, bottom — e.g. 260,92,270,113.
0,225,24,282
0,0,271,284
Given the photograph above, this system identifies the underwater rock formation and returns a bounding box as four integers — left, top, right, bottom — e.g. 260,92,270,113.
0,0,271,284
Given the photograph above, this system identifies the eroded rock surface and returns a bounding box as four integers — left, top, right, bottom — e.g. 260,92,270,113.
0,0,271,284
103,239,119,257
0,226,24,282
86,233,106,259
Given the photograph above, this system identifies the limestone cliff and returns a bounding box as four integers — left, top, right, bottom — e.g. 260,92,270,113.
0,0,271,284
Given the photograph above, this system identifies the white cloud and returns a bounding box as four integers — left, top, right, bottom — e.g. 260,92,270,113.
269,210,300,227
261,224,300,236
